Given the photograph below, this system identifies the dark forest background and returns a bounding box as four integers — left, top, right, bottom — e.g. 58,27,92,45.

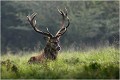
1,1,119,53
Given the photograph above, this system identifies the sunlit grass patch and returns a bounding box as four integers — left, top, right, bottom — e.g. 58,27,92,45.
1,46,119,79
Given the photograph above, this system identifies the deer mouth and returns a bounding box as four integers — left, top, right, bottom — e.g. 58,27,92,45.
56,46,61,51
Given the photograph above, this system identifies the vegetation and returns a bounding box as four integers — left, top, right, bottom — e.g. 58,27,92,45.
1,1,119,53
1,46,119,79
1,1,119,79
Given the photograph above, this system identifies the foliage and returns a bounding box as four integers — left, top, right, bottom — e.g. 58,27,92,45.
1,46,119,79
1,1,119,53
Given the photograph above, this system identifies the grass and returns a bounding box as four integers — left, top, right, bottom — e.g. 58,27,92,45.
1,46,119,79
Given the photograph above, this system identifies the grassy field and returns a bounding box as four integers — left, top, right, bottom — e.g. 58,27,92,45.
1,46,119,79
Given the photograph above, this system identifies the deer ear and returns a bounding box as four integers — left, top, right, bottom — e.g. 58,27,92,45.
56,36,60,40
43,36,50,41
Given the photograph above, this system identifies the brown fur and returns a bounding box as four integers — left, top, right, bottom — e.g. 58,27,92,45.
28,53,45,63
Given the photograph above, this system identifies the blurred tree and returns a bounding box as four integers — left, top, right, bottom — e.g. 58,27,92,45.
1,1,119,53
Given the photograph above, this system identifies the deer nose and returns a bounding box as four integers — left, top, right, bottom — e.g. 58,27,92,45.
56,46,61,51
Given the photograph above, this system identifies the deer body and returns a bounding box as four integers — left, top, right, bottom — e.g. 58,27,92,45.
28,53,45,63
27,8,70,63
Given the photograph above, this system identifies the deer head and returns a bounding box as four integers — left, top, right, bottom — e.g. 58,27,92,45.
27,8,70,60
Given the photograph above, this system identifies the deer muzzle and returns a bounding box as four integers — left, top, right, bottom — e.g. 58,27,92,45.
56,46,61,51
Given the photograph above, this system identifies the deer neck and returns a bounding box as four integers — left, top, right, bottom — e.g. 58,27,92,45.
44,45,58,60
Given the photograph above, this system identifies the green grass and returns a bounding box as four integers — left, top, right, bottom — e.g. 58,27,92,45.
1,46,119,79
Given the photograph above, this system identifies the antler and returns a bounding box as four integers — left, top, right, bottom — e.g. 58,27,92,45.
27,13,53,37
55,8,70,38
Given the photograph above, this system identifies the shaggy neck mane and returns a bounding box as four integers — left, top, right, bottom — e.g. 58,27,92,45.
44,44,58,60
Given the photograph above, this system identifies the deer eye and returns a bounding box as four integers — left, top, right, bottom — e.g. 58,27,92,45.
54,42,58,44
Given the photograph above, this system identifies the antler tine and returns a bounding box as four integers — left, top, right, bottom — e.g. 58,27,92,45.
55,8,70,38
57,8,62,14
27,13,53,37
64,7,70,28
27,13,37,27
57,8,66,23
58,8,68,20
46,27,54,37
65,7,67,15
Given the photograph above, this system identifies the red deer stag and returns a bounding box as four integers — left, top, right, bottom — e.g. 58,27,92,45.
27,8,70,63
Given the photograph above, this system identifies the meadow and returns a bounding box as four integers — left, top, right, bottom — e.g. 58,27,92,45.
1,46,119,79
